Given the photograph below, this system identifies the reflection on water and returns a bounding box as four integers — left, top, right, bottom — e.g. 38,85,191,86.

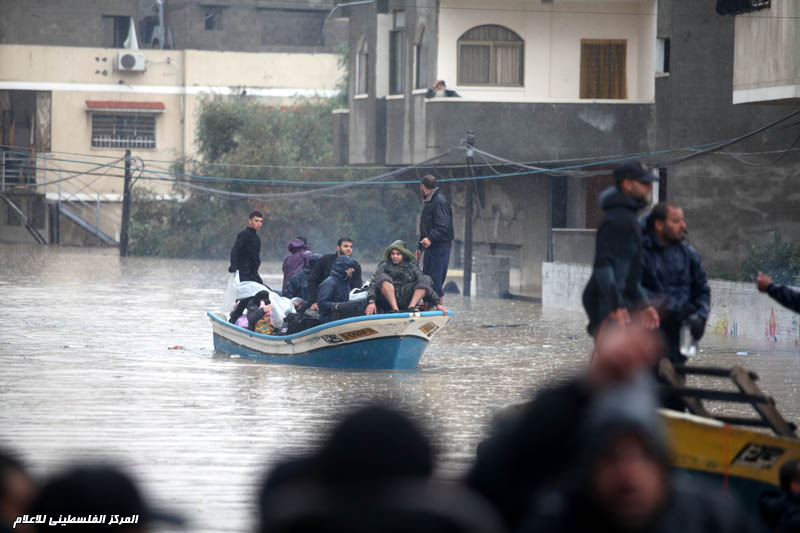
1,244,799,532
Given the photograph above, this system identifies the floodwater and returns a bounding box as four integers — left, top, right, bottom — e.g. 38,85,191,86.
1,243,799,532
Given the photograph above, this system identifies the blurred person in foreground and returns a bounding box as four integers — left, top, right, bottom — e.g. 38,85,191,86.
29,463,181,531
757,272,800,314
467,325,753,533
582,162,659,341
640,203,710,365
259,405,504,533
759,458,800,532
0,449,35,533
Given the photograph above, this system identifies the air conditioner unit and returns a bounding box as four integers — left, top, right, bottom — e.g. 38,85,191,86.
118,52,146,72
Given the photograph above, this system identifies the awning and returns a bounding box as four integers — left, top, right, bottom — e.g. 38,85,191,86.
85,100,165,113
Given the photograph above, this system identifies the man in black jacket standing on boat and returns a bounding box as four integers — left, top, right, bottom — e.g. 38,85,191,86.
583,162,659,339
416,175,454,299
757,271,800,314
229,210,264,284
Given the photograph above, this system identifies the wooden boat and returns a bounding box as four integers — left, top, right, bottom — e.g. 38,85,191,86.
659,362,800,518
207,310,453,370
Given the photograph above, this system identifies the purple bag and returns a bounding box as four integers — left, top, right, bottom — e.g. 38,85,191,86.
235,315,249,329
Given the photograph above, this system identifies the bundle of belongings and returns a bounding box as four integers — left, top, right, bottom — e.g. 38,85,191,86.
227,282,312,335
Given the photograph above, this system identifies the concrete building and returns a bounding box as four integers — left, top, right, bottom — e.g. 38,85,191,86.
334,0,800,295
0,0,344,245
335,0,658,294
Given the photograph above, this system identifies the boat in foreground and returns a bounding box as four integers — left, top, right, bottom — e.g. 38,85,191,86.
207,310,453,370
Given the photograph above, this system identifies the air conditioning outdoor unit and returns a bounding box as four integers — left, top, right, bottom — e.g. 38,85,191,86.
117,52,146,72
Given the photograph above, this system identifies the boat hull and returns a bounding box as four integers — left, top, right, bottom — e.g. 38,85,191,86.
208,310,452,370
664,409,800,518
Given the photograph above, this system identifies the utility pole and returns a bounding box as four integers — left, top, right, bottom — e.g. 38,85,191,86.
119,149,132,257
463,132,475,297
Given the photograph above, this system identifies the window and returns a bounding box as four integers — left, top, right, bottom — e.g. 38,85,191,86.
580,39,627,99
356,38,369,95
414,25,427,90
102,15,131,48
457,25,524,86
205,7,223,30
655,38,670,75
91,114,156,148
389,10,406,95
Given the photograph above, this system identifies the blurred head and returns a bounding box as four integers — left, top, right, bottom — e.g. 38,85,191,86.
590,432,668,530
316,405,433,485
30,463,181,531
0,450,35,529
579,374,669,530
779,458,800,494
434,80,446,90
336,238,354,256
649,203,686,244
248,211,264,230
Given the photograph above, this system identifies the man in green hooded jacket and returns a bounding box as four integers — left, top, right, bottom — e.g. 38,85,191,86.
365,240,447,315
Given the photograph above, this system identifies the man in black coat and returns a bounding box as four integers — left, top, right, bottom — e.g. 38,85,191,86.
757,271,800,314
759,458,800,532
582,162,659,338
416,175,454,298
641,203,710,364
303,237,362,310
229,211,264,284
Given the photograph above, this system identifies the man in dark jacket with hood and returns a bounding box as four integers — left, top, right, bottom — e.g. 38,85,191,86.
641,203,710,364
229,211,264,284
304,237,363,311
416,175,454,298
318,255,360,323
757,272,800,314
284,254,321,303
582,162,659,338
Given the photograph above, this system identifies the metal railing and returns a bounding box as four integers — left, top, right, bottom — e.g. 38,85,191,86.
1,149,121,245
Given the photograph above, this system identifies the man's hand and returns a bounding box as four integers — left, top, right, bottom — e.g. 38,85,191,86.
415,250,423,263
757,271,773,293
293,300,302,310
365,302,377,316
420,237,431,249
686,313,706,340
608,308,631,326
311,302,318,310
590,324,662,387
435,304,447,314
637,305,660,330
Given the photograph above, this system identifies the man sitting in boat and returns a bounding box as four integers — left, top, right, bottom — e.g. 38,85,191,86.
318,256,364,323
759,457,800,532
283,253,321,303
365,240,446,315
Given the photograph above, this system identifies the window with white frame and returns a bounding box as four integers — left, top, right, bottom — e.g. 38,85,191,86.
389,10,406,95
457,24,524,86
91,113,156,148
356,37,369,95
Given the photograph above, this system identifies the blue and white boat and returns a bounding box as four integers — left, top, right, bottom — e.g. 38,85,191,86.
207,310,454,370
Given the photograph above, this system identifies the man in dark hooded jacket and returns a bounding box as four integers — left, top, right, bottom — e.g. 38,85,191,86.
641,203,710,364
284,254,321,303
759,458,800,532
318,255,361,323
582,162,659,338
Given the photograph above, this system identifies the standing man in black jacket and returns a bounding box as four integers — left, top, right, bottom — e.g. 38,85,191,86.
582,162,659,339
229,210,264,284
416,175,454,299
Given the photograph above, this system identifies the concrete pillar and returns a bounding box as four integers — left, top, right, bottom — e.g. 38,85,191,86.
476,255,510,298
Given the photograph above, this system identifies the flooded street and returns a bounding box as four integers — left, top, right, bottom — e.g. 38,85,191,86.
2,243,799,532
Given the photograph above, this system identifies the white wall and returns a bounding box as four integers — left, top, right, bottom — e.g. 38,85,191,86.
436,0,656,101
543,262,800,346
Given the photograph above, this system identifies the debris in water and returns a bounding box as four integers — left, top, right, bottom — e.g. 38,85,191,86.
168,345,185,350
736,351,748,356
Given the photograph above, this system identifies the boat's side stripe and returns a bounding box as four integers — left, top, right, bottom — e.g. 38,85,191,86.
213,332,425,359
207,309,452,340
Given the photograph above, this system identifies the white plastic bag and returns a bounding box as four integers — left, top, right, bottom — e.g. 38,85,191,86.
266,290,300,329
222,271,240,312
349,285,369,301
